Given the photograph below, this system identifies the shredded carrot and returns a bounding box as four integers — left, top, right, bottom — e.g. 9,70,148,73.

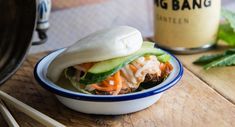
90,73,118,92
113,71,122,95
160,62,173,72
101,76,114,87
90,71,123,94
106,76,114,81
113,71,120,88
167,62,173,71
91,84,115,92
137,77,142,82
160,62,173,78
80,63,95,70
160,63,165,71
115,77,122,95
101,80,111,87
129,64,137,73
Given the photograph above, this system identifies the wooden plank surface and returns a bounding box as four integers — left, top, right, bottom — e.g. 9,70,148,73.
176,45,235,104
0,52,234,127
148,37,235,104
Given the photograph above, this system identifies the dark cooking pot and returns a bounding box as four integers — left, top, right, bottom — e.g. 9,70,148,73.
0,0,51,85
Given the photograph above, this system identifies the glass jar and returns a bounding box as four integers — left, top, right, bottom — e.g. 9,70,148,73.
154,0,221,54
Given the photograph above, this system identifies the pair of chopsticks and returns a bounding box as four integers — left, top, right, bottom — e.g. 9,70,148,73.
0,90,66,127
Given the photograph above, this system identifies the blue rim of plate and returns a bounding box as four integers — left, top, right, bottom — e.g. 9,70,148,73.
34,48,184,102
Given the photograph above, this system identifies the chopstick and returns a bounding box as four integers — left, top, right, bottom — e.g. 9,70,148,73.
0,100,19,127
0,90,66,127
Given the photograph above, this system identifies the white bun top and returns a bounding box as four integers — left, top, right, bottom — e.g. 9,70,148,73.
47,26,143,82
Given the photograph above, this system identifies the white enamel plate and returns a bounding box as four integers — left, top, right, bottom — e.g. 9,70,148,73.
34,48,183,115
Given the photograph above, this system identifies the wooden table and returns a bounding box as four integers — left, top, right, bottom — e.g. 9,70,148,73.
0,47,235,127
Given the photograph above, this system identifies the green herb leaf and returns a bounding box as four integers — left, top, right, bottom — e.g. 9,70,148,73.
204,54,235,70
218,9,235,46
194,48,235,69
225,48,235,54
221,9,235,31
193,54,225,64
194,48,235,64
193,9,235,70
218,23,235,46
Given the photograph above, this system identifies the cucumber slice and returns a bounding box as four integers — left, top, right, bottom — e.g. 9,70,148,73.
157,54,171,63
142,41,155,48
79,46,165,85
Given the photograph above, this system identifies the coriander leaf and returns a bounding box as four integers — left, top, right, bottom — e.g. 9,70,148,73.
193,9,235,69
193,54,225,64
221,9,235,31
193,48,235,65
203,54,235,70
225,48,235,54
218,23,235,46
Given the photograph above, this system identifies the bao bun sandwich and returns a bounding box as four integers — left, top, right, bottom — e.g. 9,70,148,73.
47,26,173,95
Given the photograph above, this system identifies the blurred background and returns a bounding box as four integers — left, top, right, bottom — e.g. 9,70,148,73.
29,0,235,54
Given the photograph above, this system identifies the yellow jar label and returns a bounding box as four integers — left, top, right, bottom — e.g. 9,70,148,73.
154,0,221,48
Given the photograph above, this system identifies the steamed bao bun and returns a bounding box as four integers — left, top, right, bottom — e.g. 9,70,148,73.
47,26,143,82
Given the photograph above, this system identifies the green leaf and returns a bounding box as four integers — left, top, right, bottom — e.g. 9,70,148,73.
203,54,235,70
218,9,235,46
143,41,155,48
225,48,235,54
218,23,235,46
194,48,235,64
64,68,91,94
193,54,225,64
221,9,235,31
157,54,171,63
193,9,235,69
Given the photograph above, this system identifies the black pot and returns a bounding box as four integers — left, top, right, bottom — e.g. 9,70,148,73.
0,0,50,85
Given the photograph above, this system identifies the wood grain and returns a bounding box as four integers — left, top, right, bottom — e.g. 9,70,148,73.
0,52,234,127
176,45,235,104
